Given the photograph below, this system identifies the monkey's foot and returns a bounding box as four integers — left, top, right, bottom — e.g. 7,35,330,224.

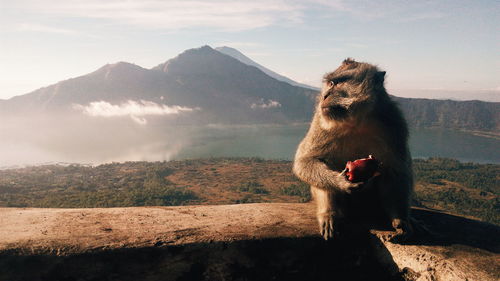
389,218,413,243
317,213,341,240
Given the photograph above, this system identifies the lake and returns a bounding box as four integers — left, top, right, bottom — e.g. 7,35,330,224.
174,124,500,164
0,123,498,167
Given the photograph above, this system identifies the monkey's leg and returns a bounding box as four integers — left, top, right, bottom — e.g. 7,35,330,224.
311,186,342,240
379,181,413,241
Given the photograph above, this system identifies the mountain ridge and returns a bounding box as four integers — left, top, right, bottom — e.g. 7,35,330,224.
214,46,319,90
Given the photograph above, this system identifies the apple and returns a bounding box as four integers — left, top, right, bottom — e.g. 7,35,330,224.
345,155,381,183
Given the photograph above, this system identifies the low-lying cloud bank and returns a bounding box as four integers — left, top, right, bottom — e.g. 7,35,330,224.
74,100,198,124
250,99,281,109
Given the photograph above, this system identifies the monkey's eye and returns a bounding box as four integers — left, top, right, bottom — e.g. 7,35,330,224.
337,91,348,98
330,76,351,86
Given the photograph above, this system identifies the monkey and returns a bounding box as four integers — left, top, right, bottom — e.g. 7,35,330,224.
293,58,413,240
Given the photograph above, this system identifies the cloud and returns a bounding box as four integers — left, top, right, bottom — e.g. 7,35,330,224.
16,23,76,34
310,0,446,22
74,100,198,124
346,43,369,49
6,0,450,33
14,0,303,32
395,11,445,23
214,41,265,48
250,99,281,109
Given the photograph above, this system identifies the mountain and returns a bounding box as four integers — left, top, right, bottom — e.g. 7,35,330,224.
151,45,316,122
1,46,316,124
391,89,500,103
152,45,317,123
215,46,319,90
1,45,499,132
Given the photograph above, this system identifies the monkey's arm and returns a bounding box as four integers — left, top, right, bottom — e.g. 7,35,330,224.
293,140,360,191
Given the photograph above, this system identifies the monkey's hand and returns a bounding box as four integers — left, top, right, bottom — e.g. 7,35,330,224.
337,169,363,193
293,156,363,192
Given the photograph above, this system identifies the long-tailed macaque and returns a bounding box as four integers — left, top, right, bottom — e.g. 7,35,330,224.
293,58,413,240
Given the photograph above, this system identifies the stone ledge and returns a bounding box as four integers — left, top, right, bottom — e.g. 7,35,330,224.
0,204,498,281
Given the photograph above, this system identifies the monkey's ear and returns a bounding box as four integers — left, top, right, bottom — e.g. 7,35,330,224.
343,58,356,65
375,71,386,82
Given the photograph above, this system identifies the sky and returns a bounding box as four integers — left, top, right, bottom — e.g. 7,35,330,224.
0,0,499,101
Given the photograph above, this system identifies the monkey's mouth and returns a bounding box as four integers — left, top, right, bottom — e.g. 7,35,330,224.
322,105,348,119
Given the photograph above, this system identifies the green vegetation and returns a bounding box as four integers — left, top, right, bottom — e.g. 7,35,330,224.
232,181,269,194
234,195,258,204
412,158,499,225
0,157,498,225
0,162,197,208
414,187,498,225
1,186,196,208
279,183,311,203
413,158,499,193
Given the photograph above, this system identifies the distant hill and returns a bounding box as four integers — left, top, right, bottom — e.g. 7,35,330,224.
3,62,162,112
214,46,319,90
0,45,498,132
395,97,500,132
391,89,500,103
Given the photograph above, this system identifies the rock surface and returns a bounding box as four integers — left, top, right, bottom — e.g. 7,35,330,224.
0,203,498,281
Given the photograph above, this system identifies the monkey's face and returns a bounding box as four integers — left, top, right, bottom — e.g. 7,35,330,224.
319,58,386,124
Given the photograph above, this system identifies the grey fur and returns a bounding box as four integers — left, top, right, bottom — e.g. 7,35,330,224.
293,59,413,240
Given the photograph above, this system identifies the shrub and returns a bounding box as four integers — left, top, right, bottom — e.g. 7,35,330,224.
280,183,311,202
233,181,269,194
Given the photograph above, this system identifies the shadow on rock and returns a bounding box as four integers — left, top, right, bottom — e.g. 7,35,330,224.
0,234,405,281
398,208,500,253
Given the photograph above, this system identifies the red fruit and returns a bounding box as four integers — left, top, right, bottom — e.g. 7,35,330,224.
345,155,381,183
